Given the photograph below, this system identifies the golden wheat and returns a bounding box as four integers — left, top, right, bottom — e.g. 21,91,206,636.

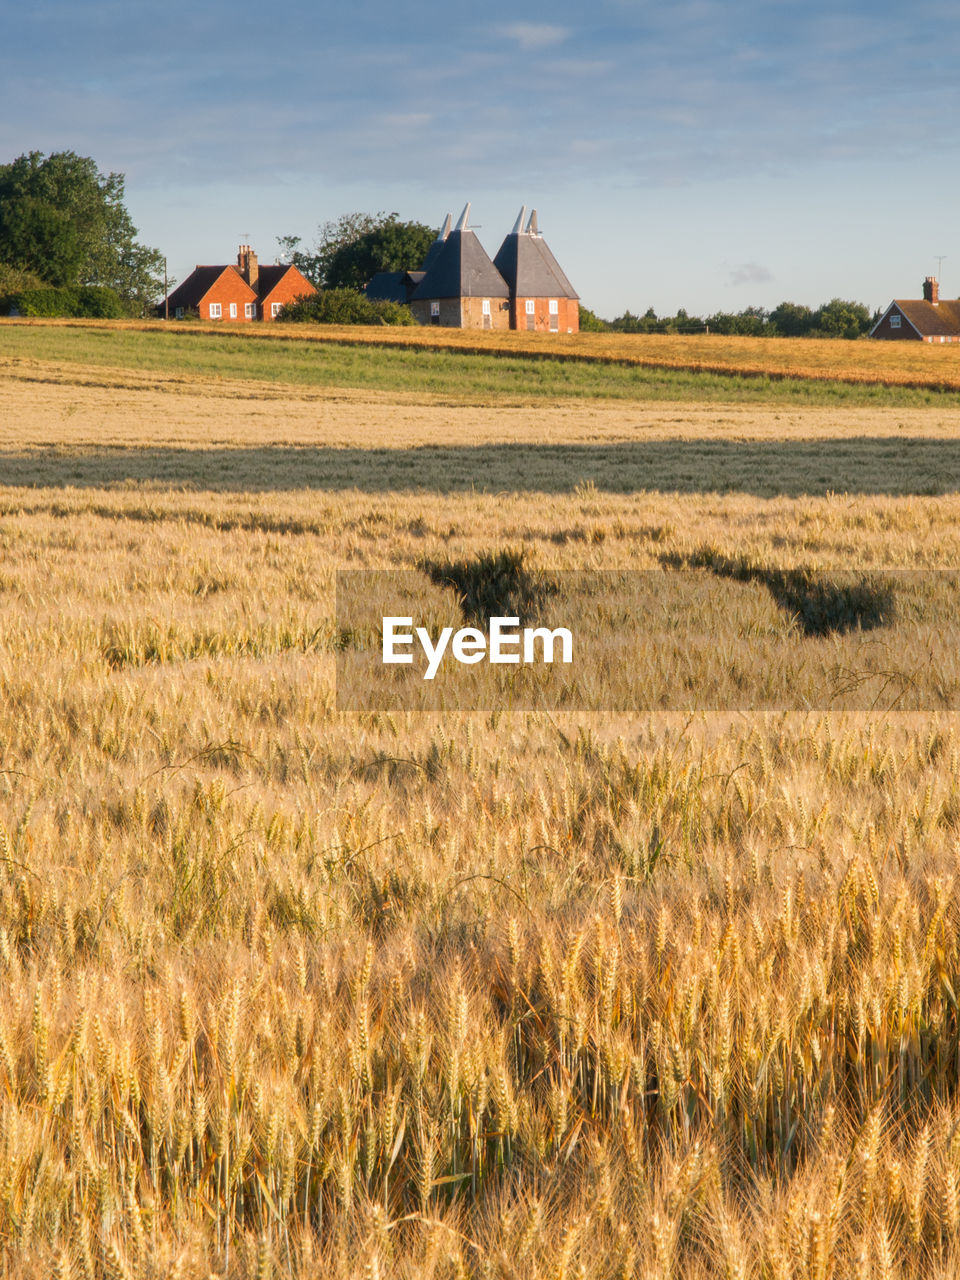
0,349,959,1276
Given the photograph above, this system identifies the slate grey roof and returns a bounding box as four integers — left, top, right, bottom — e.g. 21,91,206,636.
365,271,410,303
365,271,425,304
420,213,452,274
493,231,578,300
410,229,509,300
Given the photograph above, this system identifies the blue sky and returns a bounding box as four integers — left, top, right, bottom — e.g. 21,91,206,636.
3,0,959,316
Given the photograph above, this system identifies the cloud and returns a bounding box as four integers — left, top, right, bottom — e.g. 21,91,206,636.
499,22,570,51
380,112,433,130
729,262,773,286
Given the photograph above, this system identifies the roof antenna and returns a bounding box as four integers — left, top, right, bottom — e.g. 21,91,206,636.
525,209,540,236
511,205,527,235
454,202,471,232
935,254,947,289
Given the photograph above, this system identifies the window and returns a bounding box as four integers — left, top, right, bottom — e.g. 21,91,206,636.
890,314,901,329
229,302,237,319
525,300,535,314
271,302,282,317
209,302,222,319
525,298,536,330
175,307,183,320
482,298,491,329
549,299,559,331
430,300,440,325
245,302,256,319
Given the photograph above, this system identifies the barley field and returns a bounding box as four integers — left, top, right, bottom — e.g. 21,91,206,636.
3,330,960,1278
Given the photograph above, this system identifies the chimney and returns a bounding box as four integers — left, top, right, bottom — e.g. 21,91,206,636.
238,244,259,290
923,275,939,304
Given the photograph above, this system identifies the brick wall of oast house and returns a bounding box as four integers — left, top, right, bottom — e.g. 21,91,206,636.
871,307,922,341
259,268,317,321
511,296,579,333
197,270,257,321
410,297,459,327
410,296,510,328
461,295,510,329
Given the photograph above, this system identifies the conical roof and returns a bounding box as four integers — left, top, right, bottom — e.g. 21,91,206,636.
420,213,452,274
493,209,578,299
411,224,509,300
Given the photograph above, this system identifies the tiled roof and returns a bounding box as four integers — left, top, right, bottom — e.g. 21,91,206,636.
493,232,578,300
164,263,313,311
410,229,508,300
420,214,452,274
890,299,960,336
164,266,255,312
365,271,422,303
257,264,315,301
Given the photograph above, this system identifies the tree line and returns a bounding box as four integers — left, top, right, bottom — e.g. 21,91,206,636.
579,298,876,339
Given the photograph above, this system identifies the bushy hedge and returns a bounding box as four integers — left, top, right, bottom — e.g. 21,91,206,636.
0,262,45,295
276,289,415,326
3,285,126,318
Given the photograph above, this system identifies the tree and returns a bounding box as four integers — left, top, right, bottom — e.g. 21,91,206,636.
577,303,608,332
813,297,872,339
0,195,82,287
278,211,436,290
0,151,164,309
769,301,815,337
0,261,44,296
609,309,648,333
704,306,768,336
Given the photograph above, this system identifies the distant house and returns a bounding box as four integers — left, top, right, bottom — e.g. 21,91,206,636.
407,204,510,329
871,277,960,342
366,205,579,332
494,207,579,333
159,246,315,321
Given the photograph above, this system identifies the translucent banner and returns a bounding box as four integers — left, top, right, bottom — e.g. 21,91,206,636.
335,564,960,712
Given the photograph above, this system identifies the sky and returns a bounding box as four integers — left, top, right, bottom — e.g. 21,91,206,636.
2,0,959,317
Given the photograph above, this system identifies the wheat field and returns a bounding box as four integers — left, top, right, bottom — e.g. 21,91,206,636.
2,341,960,1278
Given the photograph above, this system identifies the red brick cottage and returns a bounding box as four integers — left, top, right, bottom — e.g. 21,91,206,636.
871,276,960,342
160,246,315,321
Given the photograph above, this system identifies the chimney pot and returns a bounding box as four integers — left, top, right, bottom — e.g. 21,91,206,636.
238,245,259,291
